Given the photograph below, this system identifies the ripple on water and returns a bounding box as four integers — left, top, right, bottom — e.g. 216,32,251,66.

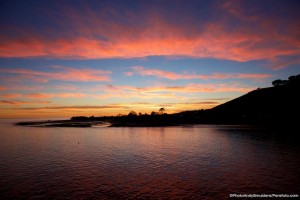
0,123,299,199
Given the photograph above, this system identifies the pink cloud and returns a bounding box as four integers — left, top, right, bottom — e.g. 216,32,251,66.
5,85,45,91
123,71,134,76
221,0,258,22
56,93,85,98
0,6,299,69
268,57,300,70
26,92,86,99
128,66,272,80
0,93,21,98
3,75,49,83
1,66,111,82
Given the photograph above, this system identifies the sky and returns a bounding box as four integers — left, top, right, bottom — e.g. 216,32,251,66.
0,0,299,118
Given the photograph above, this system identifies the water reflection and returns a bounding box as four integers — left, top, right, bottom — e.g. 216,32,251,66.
0,122,299,199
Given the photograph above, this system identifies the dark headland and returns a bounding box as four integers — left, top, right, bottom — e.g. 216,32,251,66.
16,74,300,128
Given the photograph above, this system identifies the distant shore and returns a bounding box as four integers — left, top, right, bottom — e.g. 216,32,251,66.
15,120,110,128
15,119,180,127
14,118,262,128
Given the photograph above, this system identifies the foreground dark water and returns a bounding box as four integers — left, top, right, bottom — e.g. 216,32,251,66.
0,120,299,199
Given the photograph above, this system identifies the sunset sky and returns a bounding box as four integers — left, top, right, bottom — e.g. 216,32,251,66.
0,0,299,118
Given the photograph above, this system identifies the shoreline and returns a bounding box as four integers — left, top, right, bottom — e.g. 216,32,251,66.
15,120,110,128
14,119,274,128
15,120,180,128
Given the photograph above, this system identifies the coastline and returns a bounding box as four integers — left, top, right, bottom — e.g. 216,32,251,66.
15,120,110,128
14,119,282,128
15,119,180,128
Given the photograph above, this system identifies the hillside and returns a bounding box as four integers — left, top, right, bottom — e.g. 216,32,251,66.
208,75,300,124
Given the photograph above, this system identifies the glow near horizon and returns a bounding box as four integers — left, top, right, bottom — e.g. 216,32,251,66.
0,0,300,118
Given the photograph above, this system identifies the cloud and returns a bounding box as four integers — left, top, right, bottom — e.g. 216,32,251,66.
25,93,86,99
123,71,134,76
116,83,253,93
1,66,111,82
221,0,259,21
0,92,87,99
127,66,272,80
204,98,230,101
6,101,219,114
0,74,50,83
0,100,51,105
268,56,300,70
0,93,21,98
191,101,218,105
89,83,253,101
1,83,251,104
26,93,53,99
56,93,86,98
92,92,178,100
160,101,220,110
52,84,78,91
1,30,298,64
1,85,45,91
0,1,299,68
16,105,129,110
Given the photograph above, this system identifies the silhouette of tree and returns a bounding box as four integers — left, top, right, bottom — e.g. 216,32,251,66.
272,79,287,87
288,75,296,81
151,111,158,116
288,75,300,85
128,111,137,116
159,107,165,114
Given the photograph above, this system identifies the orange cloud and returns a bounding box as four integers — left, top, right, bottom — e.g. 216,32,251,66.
0,92,87,99
53,84,78,91
5,101,218,115
1,66,111,82
0,99,227,119
0,100,51,105
0,93,21,98
90,83,253,101
117,84,252,93
17,105,129,110
92,91,178,100
26,93,53,99
127,66,272,80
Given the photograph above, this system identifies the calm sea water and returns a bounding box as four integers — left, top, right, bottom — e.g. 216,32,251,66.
0,120,299,199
